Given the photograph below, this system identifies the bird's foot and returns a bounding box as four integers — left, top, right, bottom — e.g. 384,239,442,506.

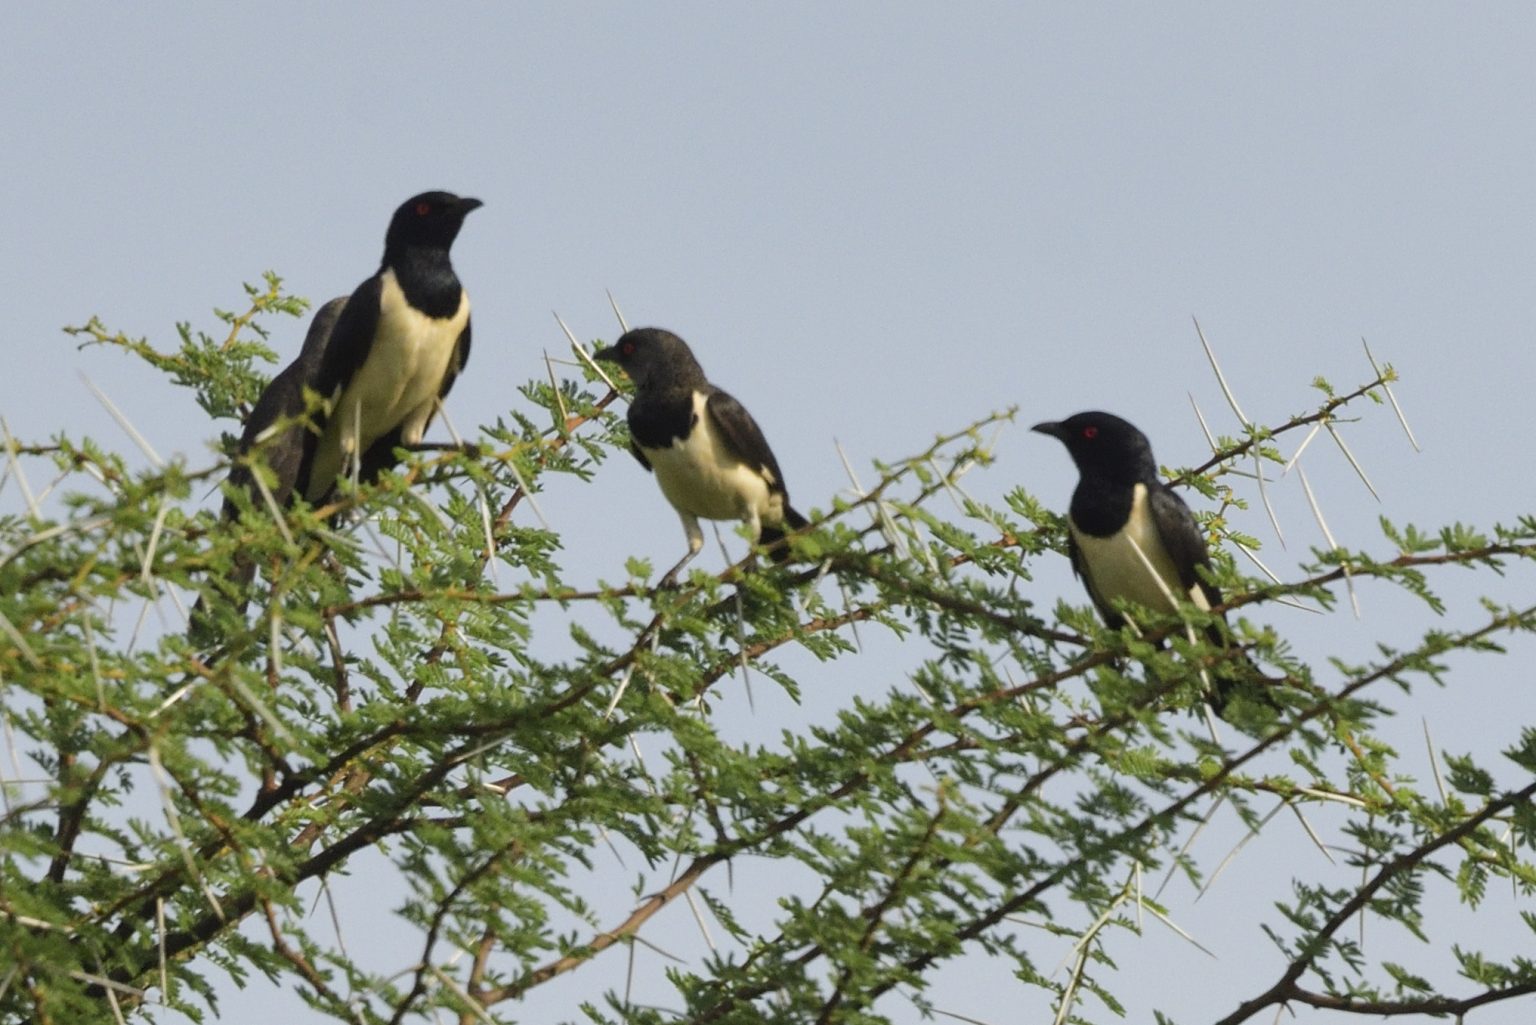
405,440,483,460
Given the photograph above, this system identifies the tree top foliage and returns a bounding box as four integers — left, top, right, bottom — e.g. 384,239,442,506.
1,277,1534,1024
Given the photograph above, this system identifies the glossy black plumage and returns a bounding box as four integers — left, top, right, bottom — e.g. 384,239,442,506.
1034,411,1253,707
595,327,808,583
221,296,349,513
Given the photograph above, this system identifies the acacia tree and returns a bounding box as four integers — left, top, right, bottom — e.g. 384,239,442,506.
1,280,1533,1024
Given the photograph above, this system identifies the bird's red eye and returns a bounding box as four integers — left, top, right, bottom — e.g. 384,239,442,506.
621,341,636,355
1082,426,1098,439
415,202,432,216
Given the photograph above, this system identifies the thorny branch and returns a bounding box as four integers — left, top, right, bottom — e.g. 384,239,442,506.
9,333,1536,1025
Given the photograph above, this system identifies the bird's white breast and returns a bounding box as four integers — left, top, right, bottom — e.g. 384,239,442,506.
308,270,468,496
1071,483,1209,615
640,392,780,523
341,270,468,444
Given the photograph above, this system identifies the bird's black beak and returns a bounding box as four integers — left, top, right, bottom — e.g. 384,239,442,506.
458,197,485,214
1032,421,1066,440
593,344,619,363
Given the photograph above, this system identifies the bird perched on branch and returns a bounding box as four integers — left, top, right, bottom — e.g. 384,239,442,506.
221,190,482,511
301,190,482,503
193,192,481,634
596,327,808,584
1033,411,1257,709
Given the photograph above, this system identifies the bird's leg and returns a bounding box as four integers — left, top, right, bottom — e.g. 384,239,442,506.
400,440,483,459
346,401,363,493
742,509,764,566
402,400,480,458
660,513,705,587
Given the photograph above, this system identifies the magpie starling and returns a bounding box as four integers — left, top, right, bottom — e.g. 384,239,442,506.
1033,411,1253,705
595,327,808,584
193,192,480,636
300,190,482,502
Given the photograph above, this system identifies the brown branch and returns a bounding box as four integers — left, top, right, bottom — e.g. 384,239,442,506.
47,751,112,884
476,849,723,1004
676,603,1536,1023
1282,979,1536,1018
391,840,523,1025
260,890,347,1012
815,792,949,1025
1213,778,1536,1025
465,928,498,1018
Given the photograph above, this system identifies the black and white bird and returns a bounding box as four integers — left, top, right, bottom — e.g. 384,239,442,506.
595,327,808,584
300,190,482,503
194,192,480,634
1033,411,1253,704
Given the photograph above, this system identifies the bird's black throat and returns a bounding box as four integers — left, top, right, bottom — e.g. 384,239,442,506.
1068,473,1135,538
386,246,464,319
628,386,699,450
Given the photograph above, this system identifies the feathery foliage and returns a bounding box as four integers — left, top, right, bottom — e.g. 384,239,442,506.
1,282,1534,1024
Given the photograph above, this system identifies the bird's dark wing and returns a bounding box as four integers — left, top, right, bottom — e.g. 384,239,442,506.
197,296,347,636
1147,482,1263,710
704,389,786,493
628,440,652,472
436,315,471,402
226,296,349,511
315,275,383,403
1147,483,1220,606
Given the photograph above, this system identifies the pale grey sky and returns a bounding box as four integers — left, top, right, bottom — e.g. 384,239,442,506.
3,5,1534,1023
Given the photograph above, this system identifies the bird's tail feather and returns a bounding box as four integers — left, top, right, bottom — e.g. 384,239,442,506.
187,552,256,648
760,505,809,564
1203,623,1274,716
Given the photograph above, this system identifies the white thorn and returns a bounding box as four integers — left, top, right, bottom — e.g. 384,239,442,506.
1281,423,1323,477
1298,465,1359,618
1423,717,1448,805
1192,317,1249,425
606,289,631,333
1362,338,1421,451
833,437,867,497
1254,450,1285,549
1326,422,1380,501
249,469,295,545
556,311,624,397
542,348,570,425
1197,798,1287,901
0,417,39,518
502,451,550,531
80,374,163,467
147,745,224,922
1289,802,1337,865
1188,393,1218,452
